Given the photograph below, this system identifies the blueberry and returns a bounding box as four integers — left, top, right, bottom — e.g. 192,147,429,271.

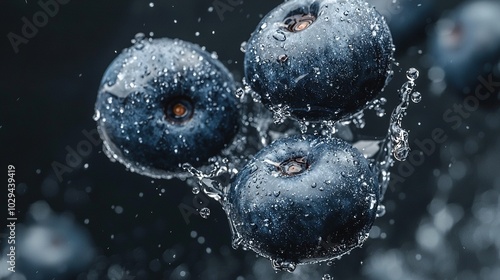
95,37,240,177
226,135,379,268
244,0,394,122
14,215,94,279
429,1,500,95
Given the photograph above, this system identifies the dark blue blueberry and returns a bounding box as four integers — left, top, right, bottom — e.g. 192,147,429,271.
226,135,379,267
429,1,500,98
244,0,394,122
95,37,240,177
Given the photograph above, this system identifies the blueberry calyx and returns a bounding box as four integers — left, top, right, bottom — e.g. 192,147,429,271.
283,13,316,32
282,3,319,33
163,96,195,124
278,157,309,176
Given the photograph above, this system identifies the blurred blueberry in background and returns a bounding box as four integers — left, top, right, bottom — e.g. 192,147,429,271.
367,0,436,51
429,0,500,106
1,201,94,280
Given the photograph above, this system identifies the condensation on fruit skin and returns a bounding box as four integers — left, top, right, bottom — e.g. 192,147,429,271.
223,135,380,272
199,207,211,219
94,35,241,179
244,0,395,122
322,274,333,280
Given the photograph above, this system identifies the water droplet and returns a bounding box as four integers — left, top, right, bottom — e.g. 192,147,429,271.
277,54,288,64
270,104,291,124
199,207,210,219
368,194,377,210
376,204,386,217
231,236,243,249
93,110,101,121
235,88,245,98
271,259,296,272
272,30,287,41
134,43,144,50
192,186,200,195
411,91,422,103
240,41,247,53
406,68,419,80
134,32,146,42
322,274,333,280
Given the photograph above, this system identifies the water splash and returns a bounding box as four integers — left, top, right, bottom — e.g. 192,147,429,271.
374,67,420,199
177,67,421,272
181,161,231,202
271,259,297,273
270,104,292,124
292,67,421,205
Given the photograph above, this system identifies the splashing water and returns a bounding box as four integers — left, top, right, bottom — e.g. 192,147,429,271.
374,67,420,200
180,67,421,271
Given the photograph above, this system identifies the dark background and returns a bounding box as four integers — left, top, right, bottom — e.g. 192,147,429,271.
1,0,499,279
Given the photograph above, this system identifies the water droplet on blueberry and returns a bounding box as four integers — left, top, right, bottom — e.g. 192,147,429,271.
199,207,211,219
272,30,287,41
